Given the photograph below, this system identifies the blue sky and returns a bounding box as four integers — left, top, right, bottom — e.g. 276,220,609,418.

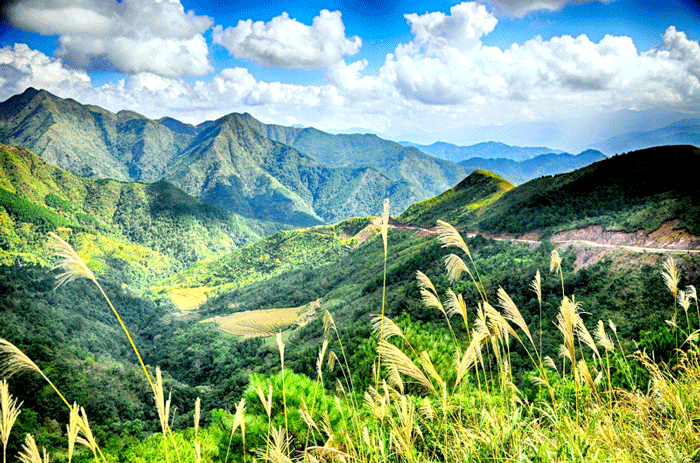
1,0,700,150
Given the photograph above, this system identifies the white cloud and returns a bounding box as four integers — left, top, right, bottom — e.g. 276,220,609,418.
0,43,92,100
2,0,700,149
405,2,497,52
6,0,213,77
488,0,616,17
212,10,361,69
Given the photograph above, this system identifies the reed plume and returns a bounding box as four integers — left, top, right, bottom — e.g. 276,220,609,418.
1,379,21,463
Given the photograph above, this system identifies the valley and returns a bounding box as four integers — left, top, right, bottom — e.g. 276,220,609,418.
1,89,699,462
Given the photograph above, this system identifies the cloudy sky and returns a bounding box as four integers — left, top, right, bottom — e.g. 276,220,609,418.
1,0,700,150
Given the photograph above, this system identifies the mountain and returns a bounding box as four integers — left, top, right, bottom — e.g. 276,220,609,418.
0,88,454,227
594,118,700,154
237,113,469,197
396,170,513,227
0,143,273,285
399,140,563,163
458,149,607,185
0,88,189,181
397,145,700,236
164,114,421,226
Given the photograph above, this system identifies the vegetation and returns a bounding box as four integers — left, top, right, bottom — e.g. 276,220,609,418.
399,145,700,237
1,215,699,462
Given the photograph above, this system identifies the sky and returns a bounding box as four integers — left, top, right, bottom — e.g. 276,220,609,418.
1,0,700,151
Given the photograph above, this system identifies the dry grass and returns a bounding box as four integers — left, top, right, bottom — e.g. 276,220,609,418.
202,300,319,338
169,287,209,312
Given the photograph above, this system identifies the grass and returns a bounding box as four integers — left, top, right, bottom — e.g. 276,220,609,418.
201,300,318,338
1,220,699,462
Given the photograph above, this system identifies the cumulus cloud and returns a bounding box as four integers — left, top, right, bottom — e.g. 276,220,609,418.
488,0,617,17
6,0,213,77
212,10,361,69
0,43,92,100
405,2,497,52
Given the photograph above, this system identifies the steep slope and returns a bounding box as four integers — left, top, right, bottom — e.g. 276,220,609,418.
396,170,514,227
238,113,468,197
458,149,607,185
0,143,265,282
165,114,421,226
475,145,700,235
0,88,190,181
400,140,563,163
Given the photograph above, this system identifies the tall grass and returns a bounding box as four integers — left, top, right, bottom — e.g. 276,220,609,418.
0,223,698,462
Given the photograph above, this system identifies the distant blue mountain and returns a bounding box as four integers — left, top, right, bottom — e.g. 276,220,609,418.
458,149,607,185
399,140,563,163
595,118,700,154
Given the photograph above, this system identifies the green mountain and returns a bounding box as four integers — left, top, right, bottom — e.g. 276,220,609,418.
396,170,514,227
0,88,434,227
164,114,420,226
0,88,188,181
238,113,469,197
397,145,700,236
0,143,270,285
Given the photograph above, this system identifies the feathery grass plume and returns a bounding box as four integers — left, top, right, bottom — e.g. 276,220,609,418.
444,253,471,283
416,270,437,295
556,296,580,371
75,406,103,461
316,338,329,378
543,356,559,374
327,351,337,372
679,289,692,330
531,270,542,305
419,351,444,389
436,220,471,259
1,379,21,463
193,397,201,463
371,316,406,341
48,233,156,395
322,310,334,337
224,398,247,463
194,397,201,438
550,249,561,274
154,367,172,462
18,434,47,463
595,320,614,352
298,397,317,431
498,287,534,348
48,232,96,287
577,359,597,396
484,301,517,344
445,289,468,322
387,364,404,394
257,427,292,463
420,287,446,317
66,404,79,463
608,319,617,334
377,340,436,393
0,339,71,410
662,256,680,300
456,330,487,387
683,330,700,346
575,317,600,359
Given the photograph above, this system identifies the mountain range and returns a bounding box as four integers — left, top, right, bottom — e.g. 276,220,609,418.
0,88,474,227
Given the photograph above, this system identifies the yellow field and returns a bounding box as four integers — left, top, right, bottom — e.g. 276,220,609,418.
202,300,319,338
170,287,208,312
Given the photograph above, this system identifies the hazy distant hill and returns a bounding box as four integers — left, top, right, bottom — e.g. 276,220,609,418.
595,119,700,154
399,140,563,163
458,149,606,185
